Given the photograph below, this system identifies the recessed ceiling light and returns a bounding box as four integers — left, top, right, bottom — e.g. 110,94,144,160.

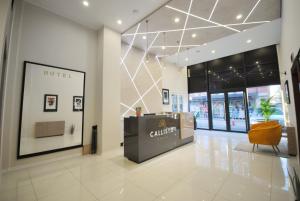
229,66,233,69
192,33,197,38
236,14,243,20
211,50,216,54
142,35,147,40
174,17,180,23
117,20,122,25
162,46,166,50
185,58,189,61
203,43,207,46
82,1,89,7
243,29,247,32
256,61,259,64
246,39,252,43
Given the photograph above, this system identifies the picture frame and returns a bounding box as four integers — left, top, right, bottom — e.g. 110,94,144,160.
73,96,83,111
44,94,58,112
284,80,290,104
162,89,170,105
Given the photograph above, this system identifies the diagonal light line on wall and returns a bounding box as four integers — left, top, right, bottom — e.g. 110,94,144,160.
165,5,240,33
208,0,219,21
243,0,261,23
155,56,164,70
142,61,162,97
122,77,162,117
132,32,160,80
177,0,193,53
121,59,150,113
121,23,141,62
122,21,269,36
120,102,135,112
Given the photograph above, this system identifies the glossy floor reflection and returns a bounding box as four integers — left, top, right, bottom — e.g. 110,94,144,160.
0,130,297,201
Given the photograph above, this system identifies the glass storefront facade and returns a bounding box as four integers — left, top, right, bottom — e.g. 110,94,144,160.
187,45,285,132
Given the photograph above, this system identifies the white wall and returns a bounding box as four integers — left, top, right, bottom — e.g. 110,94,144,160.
2,1,98,170
162,64,188,113
0,0,12,182
277,0,300,158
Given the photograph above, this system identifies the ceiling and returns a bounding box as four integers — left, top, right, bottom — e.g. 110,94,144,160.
122,0,281,60
25,0,170,31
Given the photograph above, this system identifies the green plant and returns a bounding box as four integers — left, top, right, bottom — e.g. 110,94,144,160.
260,97,276,121
288,167,300,200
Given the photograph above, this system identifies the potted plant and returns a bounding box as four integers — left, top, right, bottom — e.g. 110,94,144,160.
260,97,276,122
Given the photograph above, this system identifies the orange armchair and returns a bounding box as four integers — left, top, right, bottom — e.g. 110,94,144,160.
248,121,282,153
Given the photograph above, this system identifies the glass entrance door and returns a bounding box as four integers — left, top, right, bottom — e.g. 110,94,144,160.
211,93,227,130
228,91,247,132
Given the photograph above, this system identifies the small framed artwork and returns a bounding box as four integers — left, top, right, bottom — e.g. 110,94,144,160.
73,96,83,111
284,80,290,104
44,94,58,112
162,89,169,105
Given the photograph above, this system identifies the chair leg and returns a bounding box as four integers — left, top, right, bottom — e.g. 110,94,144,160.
272,145,278,154
252,144,255,152
256,144,258,149
275,145,280,153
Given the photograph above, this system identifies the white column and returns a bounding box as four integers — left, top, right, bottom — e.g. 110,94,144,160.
97,27,121,153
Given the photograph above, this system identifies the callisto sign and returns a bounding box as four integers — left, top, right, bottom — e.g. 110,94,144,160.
149,119,177,138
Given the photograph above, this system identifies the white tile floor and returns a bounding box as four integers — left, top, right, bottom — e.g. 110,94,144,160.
0,130,298,201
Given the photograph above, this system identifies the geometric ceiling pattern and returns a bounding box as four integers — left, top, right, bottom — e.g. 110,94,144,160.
122,0,281,58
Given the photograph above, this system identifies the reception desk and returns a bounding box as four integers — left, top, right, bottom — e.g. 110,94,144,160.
124,113,194,163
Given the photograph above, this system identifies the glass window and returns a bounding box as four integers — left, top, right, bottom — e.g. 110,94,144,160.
189,92,209,129
247,85,285,126
211,93,227,130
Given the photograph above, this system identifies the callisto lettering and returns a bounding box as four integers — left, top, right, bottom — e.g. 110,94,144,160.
43,70,72,78
149,127,177,138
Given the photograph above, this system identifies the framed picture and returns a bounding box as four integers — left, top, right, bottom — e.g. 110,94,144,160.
44,94,58,112
162,89,169,105
284,80,290,104
73,96,83,111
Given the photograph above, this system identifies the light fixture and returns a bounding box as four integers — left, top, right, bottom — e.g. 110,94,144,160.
82,0,89,7
185,57,189,61
211,50,216,54
142,35,147,40
174,17,180,23
229,66,233,69
246,39,252,43
236,14,243,20
117,20,122,25
192,33,197,38
203,43,207,46
161,46,166,50
256,61,259,64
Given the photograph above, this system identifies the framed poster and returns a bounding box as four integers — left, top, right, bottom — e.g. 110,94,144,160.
44,94,58,112
284,80,290,104
73,96,83,111
162,89,169,105
18,61,85,159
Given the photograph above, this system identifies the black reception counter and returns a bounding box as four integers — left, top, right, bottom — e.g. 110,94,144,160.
124,113,194,163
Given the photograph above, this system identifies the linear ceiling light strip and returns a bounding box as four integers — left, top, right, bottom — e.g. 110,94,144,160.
178,0,194,53
121,59,150,113
122,21,269,36
243,0,261,23
165,5,240,33
208,0,219,20
132,32,160,80
143,61,162,96
121,23,141,61
122,77,162,116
